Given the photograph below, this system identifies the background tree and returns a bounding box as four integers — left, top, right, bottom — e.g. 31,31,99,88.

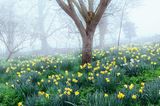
56,0,112,64
0,2,30,60
123,21,137,44
98,0,122,49
28,0,66,53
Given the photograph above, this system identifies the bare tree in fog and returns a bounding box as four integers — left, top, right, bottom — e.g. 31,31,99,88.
56,0,112,64
117,0,141,48
35,0,53,51
0,3,30,61
31,0,66,53
98,0,122,49
123,21,137,45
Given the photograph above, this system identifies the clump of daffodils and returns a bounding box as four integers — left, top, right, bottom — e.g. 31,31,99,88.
117,92,125,99
64,88,73,96
38,91,49,99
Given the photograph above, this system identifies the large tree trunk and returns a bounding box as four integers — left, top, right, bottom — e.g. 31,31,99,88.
40,37,51,53
56,0,111,65
82,32,94,64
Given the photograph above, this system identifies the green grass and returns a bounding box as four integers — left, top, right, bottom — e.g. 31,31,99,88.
0,43,160,106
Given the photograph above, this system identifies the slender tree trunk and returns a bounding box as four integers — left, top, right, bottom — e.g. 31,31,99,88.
82,32,94,64
6,52,13,61
117,0,127,49
6,35,14,57
99,29,105,48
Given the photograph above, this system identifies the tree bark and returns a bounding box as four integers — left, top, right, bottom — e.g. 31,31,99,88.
82,31,94,64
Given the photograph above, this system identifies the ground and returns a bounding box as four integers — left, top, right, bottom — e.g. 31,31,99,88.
0,43,160,106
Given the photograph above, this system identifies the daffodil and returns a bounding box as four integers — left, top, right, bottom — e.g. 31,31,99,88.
37,82,40,86
65,70,68,76
48,80,51,83
116,73,121,76
131,94,137,100
72,79,78,83
18,102,23,106
105,78,110,83
117,92,125,99
124,84,128,88
55,81,59,85
77,72,83,77
38,91,45,95
75,91,80,96
139,89,143,93
27,67,31,71
45,93,49,99
141,82,145,87
129,84,134,90
41,79,44,83
104,93,108,97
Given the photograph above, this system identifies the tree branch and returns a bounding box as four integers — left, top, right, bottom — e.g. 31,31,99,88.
56,0,86,37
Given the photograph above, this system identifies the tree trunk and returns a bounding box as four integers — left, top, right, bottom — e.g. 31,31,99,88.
6,35,14,57
99,17,107,49
99,29,105,49
6,52,13,61
40,37,51,52
82,32,94,65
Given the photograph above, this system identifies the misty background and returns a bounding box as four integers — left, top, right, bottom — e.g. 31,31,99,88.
0,0,160,59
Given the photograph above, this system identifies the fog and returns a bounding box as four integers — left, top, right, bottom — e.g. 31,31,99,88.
0,0,159,59
129,0,160,36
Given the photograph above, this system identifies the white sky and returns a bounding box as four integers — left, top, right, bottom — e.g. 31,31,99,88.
129,0,160,37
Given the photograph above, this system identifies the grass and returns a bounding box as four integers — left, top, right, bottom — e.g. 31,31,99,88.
0,43,160,106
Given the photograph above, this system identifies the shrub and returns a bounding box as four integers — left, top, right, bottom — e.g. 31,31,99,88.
0,84,19,106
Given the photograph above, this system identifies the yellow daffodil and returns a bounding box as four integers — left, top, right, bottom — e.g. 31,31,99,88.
72,79,78,83
41,79,44,83
65,70,68,76
37,82,40,86
117,92,125,99
45,93,49,99
129,84,134,90
139,89,143,93
105,78,110,83
131,94,137,100
75,91,80,96
18,102,23,106
55,81,59,85
141,82,145,87
104,93,108,97
96,73,99,77
77,72,83,77
38,91,45,95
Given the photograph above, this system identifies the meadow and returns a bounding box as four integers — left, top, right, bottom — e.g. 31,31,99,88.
0,43,160,106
